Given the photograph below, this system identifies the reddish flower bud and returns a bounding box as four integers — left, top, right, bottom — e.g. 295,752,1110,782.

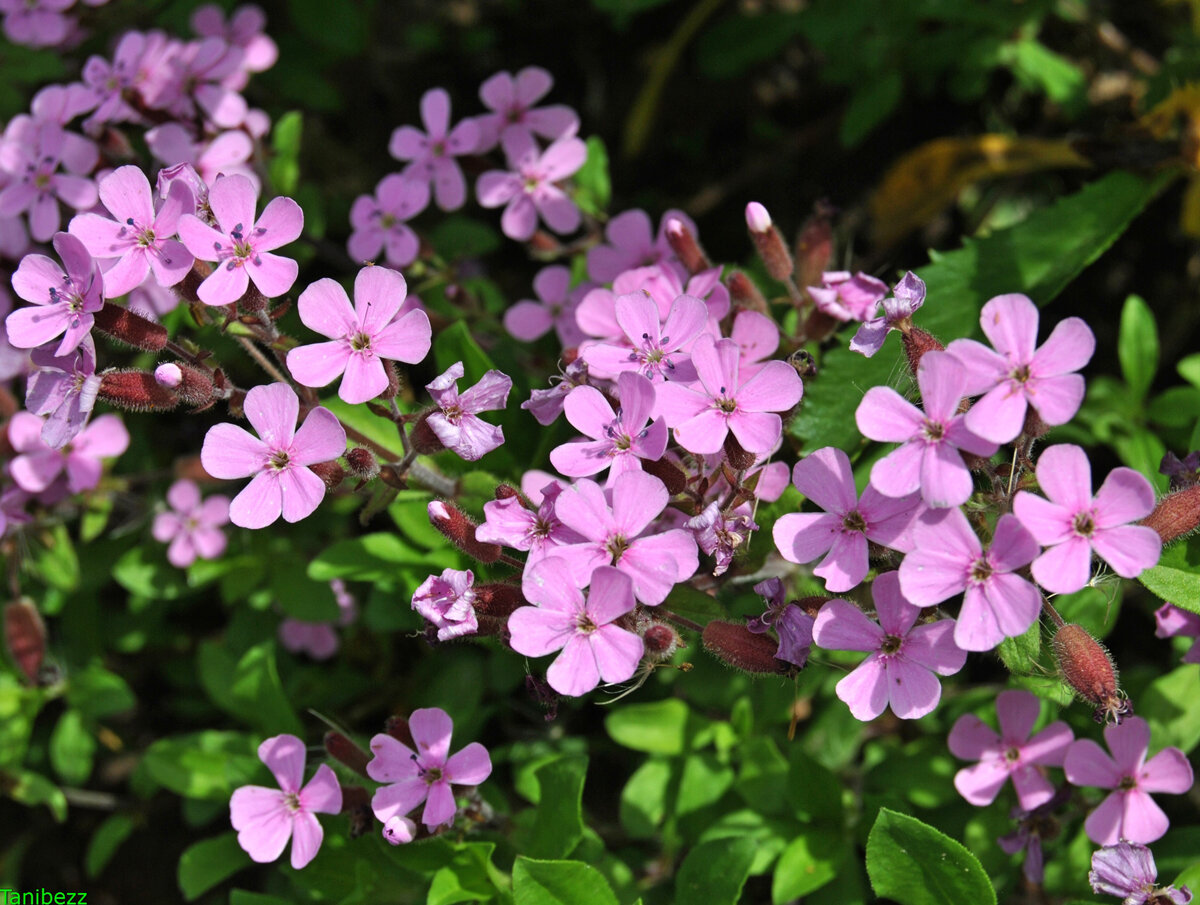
4,598,45,684
702,620,788,675
309,461,345,491
641,456,687,497
746,202,795,282
723,433,757,471
381,360,401,400
339,784,373,838
177,261,211,303
154,361,215,408
725,269,768,315
900,326,945,377
98,369,180,412
794,201,835,289
1141,485,1200,545
383,714,415,748
427,500,501,564
93,302,169,352
345,447,380,481
240,284,268,315
474,583,524,618
664,216,710,275
643,623,681,661
1052,623,1130,724
409,411,445,456
324,731,370,777
800,307,840,342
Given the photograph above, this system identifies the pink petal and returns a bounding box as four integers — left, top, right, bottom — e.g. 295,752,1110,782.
1139,747,1194,794
366,734,418,783
814,531,869,592
618,534,690,606
1093,467,1156,526
563,386,615,439
288,810,324,869
431,158,468,211
289,407,345,466
1065,739,1121,788
244,383,298,446
1118,789,1170,844
277,466,326,523
988,514,1040,572
1031,316,1094,376
835,655,889,721
410,707,454,766
297,277,355,340
591,624,644,684
729,410,782,455
208,173,258,236
953,760,1010,806
884,657,942,719
299,763,342,815
339,353,388,404
872,571,920,636
246,251,299,298
659,294,709,353
1092,525,1161,579
1083,791,1125,845
979,294,1038,363
259,733,306,792
812,599,885,652
1010,765,1057,812
445,742,492,786
902,620,966,676
230,785,291,863
1012,491,1073,546
201,423,268,479
287,341,351,390
856,386,924,443
585,566,637,625
995,689,1040,742
1022,722,1074,767
370,777,427,823
963,384,1028,445
1105,716,1151,773
1030,537,1093,595
916,352,969,422
1027,373,1085,426
479,71,515,111
918,441,974,508
673,409,729,456
1035,444,1093,512
773,512,839,565
389,126,427,161
508,605,576,657
500,195,538,241
373,309,432,364
504,300,553,341
791,447,856,514
547,635,602,696
421,88,451,138
229,471,283,529
198,259,249,305
948,714,1000,760
981,571,1041,638
98,165,153,223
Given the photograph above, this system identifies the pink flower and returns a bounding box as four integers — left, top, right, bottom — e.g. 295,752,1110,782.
25,333,99,449
1090,842,1193,905
1064,716,1193,845
686,501,758,577
475,66,579,152
585,208,696,283
856,350,998,508
147,124,259,192
851,271,925,357
286,266,431,405
200,382,346,529
368,707,492,829
152,478,230,568
812,571,966,721
509,557,644,696
503,265,587,347
8,410,129,495
1155,604,1200,665
277,620,338,660
522,358,589,426
425,362,512,461
177,173,303,304
7,231,104,357
729,309,780,381
0,0,74,47
747,577,813,668
808,271,889,322
657,333,803,456
412,568,478,641
476,131,586,241
550,371,667,485
347,173,430,267
580,290,708,383
772,446,921,592
476,481,584,564
948,689,1074,811
191,4,279,75
0,119,97,240
900,508,1041,652
946,293,1095,444
388,88,480,211
1013,444,1160,594
68,165,195,297
552,471,699,606
229,734,342,869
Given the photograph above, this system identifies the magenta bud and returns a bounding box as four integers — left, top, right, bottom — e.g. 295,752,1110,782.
154,363,183,388
745,201,772,233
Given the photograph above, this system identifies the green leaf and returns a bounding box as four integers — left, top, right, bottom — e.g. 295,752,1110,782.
676,752,734,816
840,70,903,147
674,837,756,905
573,136,611,217
434,320,498,385
270,560,339,622
1140,664,1200,754
619,757,672,838
512,858,619,905
997,620,1042,676
0,674,42,767
230,892,295,905
1140,534,1200,612
794,170,1172,455
786,746,843,827
197,641,302,736
112,545,191,599
49,709,95,785
866,808,996,905
2,767,67,821
1118,295,1159,400
605,698,689,754
141,732,262,800
308,533,427,582
696,12,804,80
66,663,135,720
1004,39,1087,108
268,111,302,195
771,830,844,902
29,523,79,592
734,736,789,814
429,215,501,259
527,756,588,859
178,833,247,901
85,813,136,879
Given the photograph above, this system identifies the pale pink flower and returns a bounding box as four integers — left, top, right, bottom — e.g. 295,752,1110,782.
773,446,921,592
1090,842,1193,905
368,707,492,829
948,689,1074,811
412,568,478,641
1064,716,1193,845
585,208,695,283
177,173,302,304
229,734,342,869
503,265,587,347
191,4,278,75
8,410,128,495
277,620,338,660
475,66,578,151
286,266,431,405
808,271,888,322
476,481,584,564
347,173,430,267
580,290,708,383
0,118,97,241
900,508,1041,652
851,271,925,357
946,293,1095,444
509,557,643,696
152,478,230,568
1014,444,1160,594
1154,604,1200,665
7,231,104,357
424,362,512,461
200,382,346,528
812,571,965,721
389,88,480,211
686,501,758,577
25,333,99,449
476,131,586,241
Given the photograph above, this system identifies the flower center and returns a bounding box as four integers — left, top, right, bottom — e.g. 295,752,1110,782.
576,612,598,635
1119,775,1137,791
1005,747,1020,762
441,402,463,424
283,791,301,811
1009,363,1032,385
269,449,291,470
605,533,629,563
716,387,737,414
968,556,992,584
1072,511,1095,537
880,634,902,655
411,753,443,785
921,419,945,442
350,332,372,352
842,510,867,533
379,212,396,228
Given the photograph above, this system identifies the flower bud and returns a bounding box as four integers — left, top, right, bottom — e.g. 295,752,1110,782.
98,369,179,412
93,302,168,351
154,361,216,407
409,411,445,456
473,583,524,618
794,201,835,288
664,216,710,275
723,433,757,471
383,815,417,845
324,731,370,777
1141,485,1200,545
1052,623,1131,724
383,714,415,748
339,785,373,838
154,363,182,388
900,326,945,377
427,500,502,564
643,623,681,662
702,620,789,675
4,598,45,684
725,269,768,315
308,461,345,491
344,447,380,481
746,202,795,282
